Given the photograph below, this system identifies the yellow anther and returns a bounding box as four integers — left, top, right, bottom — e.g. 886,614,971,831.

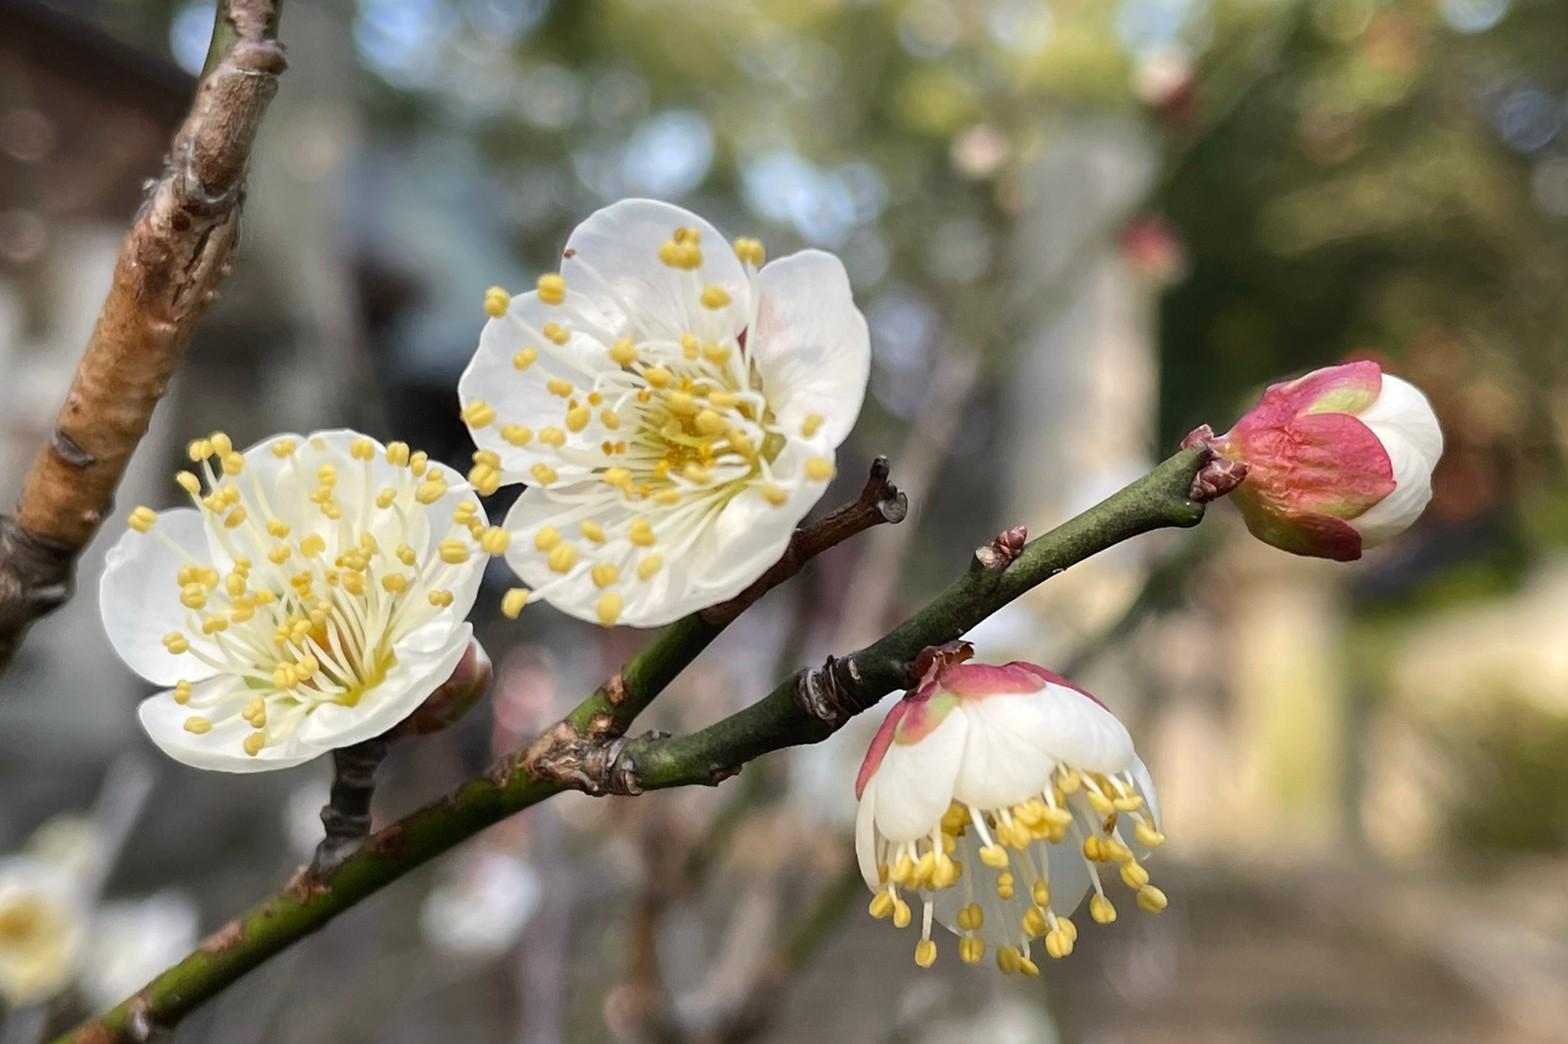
438,539,470,565
209,432,233,457
200,615,228,635
642,366,672,388
502,424,534,446
548,543,578,573
411,478,445,505
996,947,1020,974
760,484,789,507
1017,952,1041,977
315,464,338,487
733,237,765,266
667,391,696,415
959,937,984,964
702,342,731,364
610,338,638,365
654,489,680,506
268,545,291,565
172,680,192,705
978,845,1009,870
187,438,213,461
534,526,562,551
175,471,201,495
224,506,247,529
270,438,296,459
179,584,206,610
538,428,566,448
565,405,591,432
657,240,681,267
699,285,730,309
683,463,711,485
299,534,326,557
184,717,212,735
546,378,574,399
889,853,914,886
385,441,411,467
931,854,959,888
996,872,1015,900
243,732,267,756
500,587,530,619
1089,894,1117,924
594,407,620,433
1087,789,1116,816
591,562,619,588
892,900,912,929
128,506,157,533
868,892,895,920
596,591,622,626
218,451,244,476
1021,906,1049,939
542,322,570,345
628,519,656,546
1031,881,1052,908
348,437,374,462
913,939,937,969
694,409,726,436
1120,862,1150,890
537,272,566,304
480,527,510,556
636,555,663,581
1136,885,1168,913
1134,820,1166,848
410,451,429,476
805,457,835,482
673,226,700,245
225,572,247,598
472,449,500,469
800,412,825,438
531,464,559,486
381,573,409,593
422,588,450,607
468,464,501,496
461,400,497,428
484,286,510,317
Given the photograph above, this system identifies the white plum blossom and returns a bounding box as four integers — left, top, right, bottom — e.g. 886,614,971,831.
854,648,1165,975
0,856,86,1007
418,847,542,960
459,198,870,628
77,891,199,1011
101,429,495,772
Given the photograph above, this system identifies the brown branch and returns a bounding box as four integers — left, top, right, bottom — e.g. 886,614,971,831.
308,738,390,878
0,0,286,676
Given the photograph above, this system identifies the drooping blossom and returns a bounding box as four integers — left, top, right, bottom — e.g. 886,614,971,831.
101,429,493,771
855,646,1166,974
459,198,870,627
1212,360,1443,560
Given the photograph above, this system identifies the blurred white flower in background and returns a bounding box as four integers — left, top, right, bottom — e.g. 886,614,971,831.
77,892,199,1011
0,856,86,1007
419,848,542,960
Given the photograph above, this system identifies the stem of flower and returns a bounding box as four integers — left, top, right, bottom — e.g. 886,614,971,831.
308,738,390,878
56,445,1221,1044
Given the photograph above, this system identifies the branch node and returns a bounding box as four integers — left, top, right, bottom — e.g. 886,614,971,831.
973,524,1028,571
1181,426,1249,502
793,654,868,726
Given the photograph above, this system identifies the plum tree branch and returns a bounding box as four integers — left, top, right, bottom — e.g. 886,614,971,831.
58,444,1228,1044
0,0,286,677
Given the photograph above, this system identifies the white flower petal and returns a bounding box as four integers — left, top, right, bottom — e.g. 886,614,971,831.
137,676,265,772
460,291,618,481
749,250,870,448
99,508,219,686
1013,682,1136,774
870,709,968,843
949,695,1061,811
855,777,883,891
560,198,750,341
1352,376,1442,546
0,856,86,1007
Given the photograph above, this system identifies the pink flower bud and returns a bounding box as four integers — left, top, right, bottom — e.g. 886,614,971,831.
1213,360,1443,561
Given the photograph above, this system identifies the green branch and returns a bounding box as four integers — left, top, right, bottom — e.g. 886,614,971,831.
59,446,1219,1044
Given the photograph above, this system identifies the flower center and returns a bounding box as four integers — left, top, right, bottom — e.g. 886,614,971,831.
867,763,1167,974
0,899,45,944
132,433,496,758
